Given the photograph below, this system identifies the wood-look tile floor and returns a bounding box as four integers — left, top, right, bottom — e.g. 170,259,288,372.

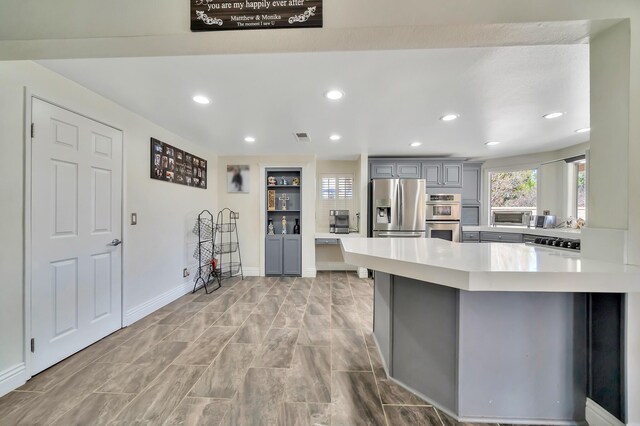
0,272,480,426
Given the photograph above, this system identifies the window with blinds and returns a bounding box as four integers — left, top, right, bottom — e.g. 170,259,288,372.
318,173,356,230
321,175,354,200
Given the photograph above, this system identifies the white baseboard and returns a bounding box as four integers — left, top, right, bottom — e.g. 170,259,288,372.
124,281,193,326
303,268,317,278
0,363,26,397
586,398,624,426
315,262,356,271
241,267,260,277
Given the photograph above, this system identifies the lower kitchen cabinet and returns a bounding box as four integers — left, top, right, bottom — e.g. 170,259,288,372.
265,235,284,275
283,235,302,275
265,235,301,276
480,231,523,243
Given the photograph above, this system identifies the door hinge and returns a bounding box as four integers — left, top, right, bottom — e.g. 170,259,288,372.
30,123,35,138
30,338,35,353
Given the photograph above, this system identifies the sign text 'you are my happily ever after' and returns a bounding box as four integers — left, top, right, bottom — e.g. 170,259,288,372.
190,0,322,31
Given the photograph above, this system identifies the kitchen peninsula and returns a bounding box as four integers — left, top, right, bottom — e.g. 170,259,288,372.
341,238,640,423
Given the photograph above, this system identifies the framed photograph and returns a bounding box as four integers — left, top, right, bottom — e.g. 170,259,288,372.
150,138,207,189
268,190,276,211
227,165,250,193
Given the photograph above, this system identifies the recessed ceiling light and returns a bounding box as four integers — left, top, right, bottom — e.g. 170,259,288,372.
325,90,344,101
543,112,564,119
485,141,500,146
410,142,422,147
244,136,256,143
440,114,459,122
329,134,342,141
575,127,591,133
192,95,210,105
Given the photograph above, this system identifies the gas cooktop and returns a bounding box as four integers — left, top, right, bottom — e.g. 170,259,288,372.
527,237,581,251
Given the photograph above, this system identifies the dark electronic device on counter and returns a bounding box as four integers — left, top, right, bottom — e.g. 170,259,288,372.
535,215,557,229
330,210,350,234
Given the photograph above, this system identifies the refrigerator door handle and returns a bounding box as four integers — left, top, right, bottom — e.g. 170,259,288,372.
398,182,403,227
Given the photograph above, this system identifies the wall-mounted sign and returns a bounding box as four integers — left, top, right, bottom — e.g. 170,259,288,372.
190,0,322,32
150,138,207,189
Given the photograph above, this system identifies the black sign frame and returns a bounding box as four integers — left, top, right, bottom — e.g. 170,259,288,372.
150,138,208,189
190,0,322,32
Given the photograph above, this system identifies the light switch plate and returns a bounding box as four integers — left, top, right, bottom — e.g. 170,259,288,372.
131,213,137,225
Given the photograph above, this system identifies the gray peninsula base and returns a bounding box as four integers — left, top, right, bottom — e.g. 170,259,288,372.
373,272,587,424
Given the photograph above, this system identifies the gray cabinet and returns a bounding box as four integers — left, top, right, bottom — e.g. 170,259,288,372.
371,162,396,179
462,231,480,243
370,161,420,179
479,232,523,243
369,158,464,184
266,235,302,276
422,163,441,186
462,162,483,226
423,161,462,188
462,163,482,204
283,235,302,275
396,162,421,178
265,235,283,275
442,162,462,186
461,206,480,226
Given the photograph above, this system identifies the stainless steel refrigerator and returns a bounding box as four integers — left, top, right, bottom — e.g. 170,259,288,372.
372,179,426,237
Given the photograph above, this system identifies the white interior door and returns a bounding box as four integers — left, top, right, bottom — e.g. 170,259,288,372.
31,98,123,375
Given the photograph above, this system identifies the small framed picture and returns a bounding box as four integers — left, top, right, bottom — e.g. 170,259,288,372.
227,165,250,193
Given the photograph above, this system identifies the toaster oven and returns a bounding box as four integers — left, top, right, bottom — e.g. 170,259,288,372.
491,211,532,227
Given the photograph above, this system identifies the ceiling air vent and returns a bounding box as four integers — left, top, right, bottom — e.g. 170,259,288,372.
294,132,311,143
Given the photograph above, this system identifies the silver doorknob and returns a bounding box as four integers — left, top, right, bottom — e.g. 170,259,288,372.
110,239,122,246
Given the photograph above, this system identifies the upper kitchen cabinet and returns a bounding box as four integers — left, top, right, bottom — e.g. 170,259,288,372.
369,158,464,186
423,161,462,188
462,162,482,204
370,161,421,179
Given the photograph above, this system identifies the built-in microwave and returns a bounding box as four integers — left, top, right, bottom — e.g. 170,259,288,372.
492,211,532,227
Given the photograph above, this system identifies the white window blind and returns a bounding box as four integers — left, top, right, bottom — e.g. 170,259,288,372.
321,175,353,200
318,173,356,230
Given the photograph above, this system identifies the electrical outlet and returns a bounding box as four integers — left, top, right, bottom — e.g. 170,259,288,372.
183,268,190,278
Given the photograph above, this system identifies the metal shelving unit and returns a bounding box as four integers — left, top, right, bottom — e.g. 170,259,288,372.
192,210,220,294
214,208,244,281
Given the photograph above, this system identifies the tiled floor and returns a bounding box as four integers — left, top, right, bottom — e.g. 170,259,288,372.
0,272,471,426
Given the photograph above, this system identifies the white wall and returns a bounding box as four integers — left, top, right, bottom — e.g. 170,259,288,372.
0,61,218,394
217,155,316,277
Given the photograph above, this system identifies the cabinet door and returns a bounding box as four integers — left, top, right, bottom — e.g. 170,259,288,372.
462,164,481,204
396,162,421,178
265,236,283,276
442,162,462,187
461,205,480,226
422,163,441,187
371,162,396,179
283,235,302,276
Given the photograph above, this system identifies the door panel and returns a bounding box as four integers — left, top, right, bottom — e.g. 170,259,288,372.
442,163,462,187
398,180,426,231
396,162,421,178
31,99,123,374
371,163,396,179
423,163,441,186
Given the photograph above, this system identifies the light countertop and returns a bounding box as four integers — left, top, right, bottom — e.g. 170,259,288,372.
315,232,363,239
340,237,640,293
463,225,582,238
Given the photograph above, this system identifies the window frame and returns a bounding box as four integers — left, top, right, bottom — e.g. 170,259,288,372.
483,164,540,226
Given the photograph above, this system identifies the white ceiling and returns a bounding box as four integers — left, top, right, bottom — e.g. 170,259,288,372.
38,45,589,160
